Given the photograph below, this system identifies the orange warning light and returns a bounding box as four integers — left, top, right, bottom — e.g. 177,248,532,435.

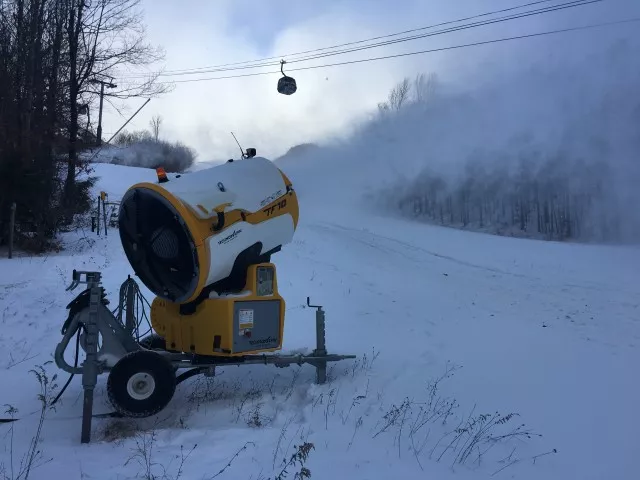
156,167,169,183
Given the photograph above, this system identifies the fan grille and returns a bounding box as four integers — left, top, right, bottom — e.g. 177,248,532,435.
118,187,199,303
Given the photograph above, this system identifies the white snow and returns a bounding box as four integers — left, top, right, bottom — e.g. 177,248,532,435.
1,157,638,480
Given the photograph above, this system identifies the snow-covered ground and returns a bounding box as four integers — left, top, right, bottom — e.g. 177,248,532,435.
1,160,639,480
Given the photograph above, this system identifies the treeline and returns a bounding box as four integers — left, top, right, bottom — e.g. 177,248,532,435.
387,155,618,242
373,74,634,243
0,0,164,252
91,124,197,173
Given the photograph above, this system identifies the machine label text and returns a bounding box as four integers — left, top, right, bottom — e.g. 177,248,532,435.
260,189,283,207
249,336,278,346
218,229,242,245
263,199,287,217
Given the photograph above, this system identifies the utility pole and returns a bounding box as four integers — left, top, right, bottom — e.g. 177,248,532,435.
89,78,117,146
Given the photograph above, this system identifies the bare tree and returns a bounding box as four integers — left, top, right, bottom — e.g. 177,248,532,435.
388,77,411,111
414,73,426,103
379,71,629,242
414,72,439,103
64,0,170,213
149,114,162,141
0,0,76,249
378,101,390,113
0,0,168,251
395,153,619,242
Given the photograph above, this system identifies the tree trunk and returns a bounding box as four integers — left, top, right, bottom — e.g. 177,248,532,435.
64,1,84,218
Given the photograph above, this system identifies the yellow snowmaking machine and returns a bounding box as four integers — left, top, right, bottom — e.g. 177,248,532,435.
54,152,354,443
120,154,299,357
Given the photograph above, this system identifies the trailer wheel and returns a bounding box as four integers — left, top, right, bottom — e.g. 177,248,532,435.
107,350,176,418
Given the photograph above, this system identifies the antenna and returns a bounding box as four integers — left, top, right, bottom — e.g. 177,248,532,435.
230,132,257,159
230,131,244,158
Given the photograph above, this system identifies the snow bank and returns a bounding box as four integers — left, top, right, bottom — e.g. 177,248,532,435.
1,158,639,480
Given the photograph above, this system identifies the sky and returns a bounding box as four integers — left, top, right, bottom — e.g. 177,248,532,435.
100,0,640,162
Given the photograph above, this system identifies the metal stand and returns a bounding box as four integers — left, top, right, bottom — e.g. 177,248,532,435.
117,275,137,336
307,297,327,384
95,197,100,236
54,271,357,444
55,270,141,443
102,197,108,237
74,271,101,444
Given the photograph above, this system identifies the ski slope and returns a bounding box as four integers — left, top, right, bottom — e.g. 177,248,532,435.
0,161,639,480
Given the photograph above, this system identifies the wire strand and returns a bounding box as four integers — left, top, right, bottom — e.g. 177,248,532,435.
119,0,600,79
161,0,562,74
285,0,603,66
158,16,640,85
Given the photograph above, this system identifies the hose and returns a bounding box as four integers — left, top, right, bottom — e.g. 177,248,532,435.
50,326,83,408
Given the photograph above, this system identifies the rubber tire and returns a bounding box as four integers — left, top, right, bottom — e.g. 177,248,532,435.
107,350,176,418
139,333,167,350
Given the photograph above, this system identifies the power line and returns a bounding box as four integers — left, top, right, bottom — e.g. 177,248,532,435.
156,17,640,85
286,0,603,65
158,0,561,74
170,0,606,78
119,0,597,80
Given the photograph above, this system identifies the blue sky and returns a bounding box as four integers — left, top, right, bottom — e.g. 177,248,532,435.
101,0,640,162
